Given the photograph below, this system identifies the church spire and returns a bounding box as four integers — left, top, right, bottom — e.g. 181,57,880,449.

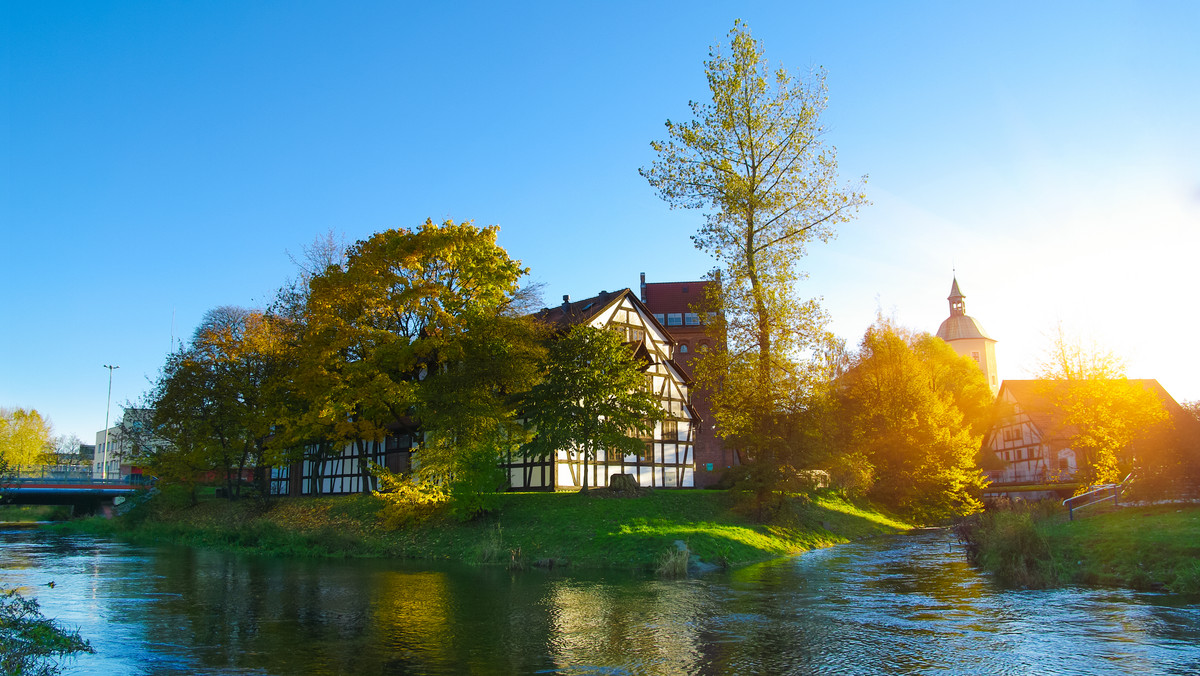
948,276,966,317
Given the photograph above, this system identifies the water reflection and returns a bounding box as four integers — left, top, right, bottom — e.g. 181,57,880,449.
1,526,1198,675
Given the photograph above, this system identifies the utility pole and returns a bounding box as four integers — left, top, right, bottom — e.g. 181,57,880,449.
102,364,119,480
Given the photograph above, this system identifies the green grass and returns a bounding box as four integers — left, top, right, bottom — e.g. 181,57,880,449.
960,502,1200,594
0,504,73,522
1039,503,1200,593
53,488,911,571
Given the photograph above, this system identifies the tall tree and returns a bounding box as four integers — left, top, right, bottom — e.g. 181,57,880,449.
1034,326,1169,486
290,219,529,494
641,20,867,465
522,325,662,494
831,320,992,522
148,306,284,499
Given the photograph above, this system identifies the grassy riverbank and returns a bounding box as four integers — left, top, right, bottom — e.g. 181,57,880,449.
958,502,1200,593
53,488,909,571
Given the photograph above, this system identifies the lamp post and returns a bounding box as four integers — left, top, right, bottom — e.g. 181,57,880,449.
102,364,119,480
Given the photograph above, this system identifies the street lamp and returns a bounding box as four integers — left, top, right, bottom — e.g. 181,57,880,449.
102,364,119,480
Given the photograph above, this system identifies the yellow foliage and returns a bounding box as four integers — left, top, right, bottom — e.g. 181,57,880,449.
372,465,448,529
0,407,53,467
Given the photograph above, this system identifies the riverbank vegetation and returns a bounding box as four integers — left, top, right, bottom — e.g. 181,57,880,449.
956,501,1200,594
55,488,909,571
0,586,93,676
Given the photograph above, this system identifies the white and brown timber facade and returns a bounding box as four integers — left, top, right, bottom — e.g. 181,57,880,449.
503,288,699,490
272,287,700,495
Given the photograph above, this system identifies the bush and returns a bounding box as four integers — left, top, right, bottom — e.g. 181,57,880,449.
955,501,1058,587
0,587,94,675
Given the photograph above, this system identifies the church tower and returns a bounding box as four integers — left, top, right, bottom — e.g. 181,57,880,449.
935,276,998,393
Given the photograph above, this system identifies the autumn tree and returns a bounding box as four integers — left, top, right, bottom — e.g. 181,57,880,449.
1034,326,1170,486
148,306,285,499
0,407,53,467
287,219,531,496
521,325,662,494
829,320,992,522
641,20,867,467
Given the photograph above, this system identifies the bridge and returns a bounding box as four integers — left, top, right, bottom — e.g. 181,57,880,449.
982,480,1081,500
2,467,154,511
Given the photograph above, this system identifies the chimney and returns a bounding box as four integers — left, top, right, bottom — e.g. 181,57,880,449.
639,272,646,302
562,294,571,311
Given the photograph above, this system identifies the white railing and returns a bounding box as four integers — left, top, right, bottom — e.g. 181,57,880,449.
1063,474,1132,521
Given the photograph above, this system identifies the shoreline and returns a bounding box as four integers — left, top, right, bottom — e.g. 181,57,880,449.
46,489,912,572
957,502,1200,594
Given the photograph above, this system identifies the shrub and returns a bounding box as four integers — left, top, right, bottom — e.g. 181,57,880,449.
656,543,689,578
0,587,94,675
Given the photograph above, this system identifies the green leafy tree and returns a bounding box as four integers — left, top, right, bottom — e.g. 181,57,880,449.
0,408,53,468
1035,326,1169,486
831,320,991,522
147,307,284,499
641,20,867,469
414,313,546,518
522,325,662,494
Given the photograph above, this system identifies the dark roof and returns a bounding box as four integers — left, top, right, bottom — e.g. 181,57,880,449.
999,378,1182,441
948,276,964,301
534,288,631,328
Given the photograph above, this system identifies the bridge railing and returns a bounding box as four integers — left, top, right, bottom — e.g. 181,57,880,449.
6,465,154,486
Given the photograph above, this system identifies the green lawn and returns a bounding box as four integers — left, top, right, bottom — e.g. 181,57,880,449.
963,501,1200,593
54,488,911,571
1039,503,1200,593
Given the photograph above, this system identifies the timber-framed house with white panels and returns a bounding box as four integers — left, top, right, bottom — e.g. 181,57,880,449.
983,379,1180,488
504,288,699,490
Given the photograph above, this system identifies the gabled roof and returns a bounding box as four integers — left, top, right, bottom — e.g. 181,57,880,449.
998,378,1182,441
535,288,632,329
532,287,693,386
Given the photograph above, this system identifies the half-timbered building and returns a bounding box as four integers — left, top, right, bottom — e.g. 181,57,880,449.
270,287,698,496
984,378,1180,487
504,288,698,490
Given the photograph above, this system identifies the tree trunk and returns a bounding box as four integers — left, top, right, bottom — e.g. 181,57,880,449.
580,448,589,494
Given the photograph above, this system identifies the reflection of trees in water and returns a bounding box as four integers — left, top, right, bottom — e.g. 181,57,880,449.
10,530,1200,675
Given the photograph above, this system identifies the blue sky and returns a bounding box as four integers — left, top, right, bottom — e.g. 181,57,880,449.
4,1,1198,441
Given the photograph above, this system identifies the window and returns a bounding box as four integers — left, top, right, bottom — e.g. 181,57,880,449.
653,313,665,324
972,351,980,364
684,313,700,325
666,313,682,326
662,420,678,440
679,344,688,353
697,341,709,352
681,285,689,293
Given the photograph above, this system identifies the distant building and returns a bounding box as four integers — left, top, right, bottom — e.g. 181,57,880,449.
935,276,998,394
639,273,732,487
94,409,161,479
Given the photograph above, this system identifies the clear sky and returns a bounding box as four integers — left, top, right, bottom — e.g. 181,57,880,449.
3,1,1198,442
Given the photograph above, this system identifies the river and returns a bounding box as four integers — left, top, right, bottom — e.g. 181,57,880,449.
2,526,1198,675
